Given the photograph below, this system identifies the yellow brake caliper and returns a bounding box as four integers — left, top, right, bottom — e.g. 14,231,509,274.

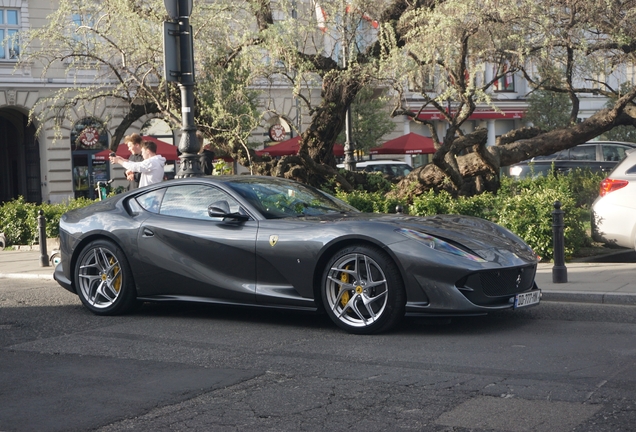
339,265,351,307
109,257,122,293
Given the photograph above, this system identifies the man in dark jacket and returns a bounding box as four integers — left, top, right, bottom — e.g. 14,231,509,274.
124,133,144,189
198,132,215,175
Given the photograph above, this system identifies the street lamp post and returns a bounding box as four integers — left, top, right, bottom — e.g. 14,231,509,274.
164,0,202,177
341,2,356,171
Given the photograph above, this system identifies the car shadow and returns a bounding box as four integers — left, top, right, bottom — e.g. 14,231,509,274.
133,301,535,336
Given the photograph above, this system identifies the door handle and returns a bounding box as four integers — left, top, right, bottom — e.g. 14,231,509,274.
143,228,154,237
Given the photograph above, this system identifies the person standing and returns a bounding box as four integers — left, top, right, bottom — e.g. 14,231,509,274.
123,133,144,189
197,131,215,175
110,140,166,187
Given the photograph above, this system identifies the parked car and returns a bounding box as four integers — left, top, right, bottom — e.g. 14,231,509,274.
53,176,540,334
337,160,413,177
591,148,636,250
507,141,636,179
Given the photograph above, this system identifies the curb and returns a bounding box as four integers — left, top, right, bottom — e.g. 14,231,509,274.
0,273,54,280
541,291,636,306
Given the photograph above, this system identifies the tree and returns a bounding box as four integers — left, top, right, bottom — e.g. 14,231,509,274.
22,0,636,198
525,89,572,132
336,86,396,155
22,0,261,155
601,83,636,143
381,0,636,198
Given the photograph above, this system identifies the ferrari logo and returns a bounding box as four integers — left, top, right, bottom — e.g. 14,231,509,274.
269,235,279,247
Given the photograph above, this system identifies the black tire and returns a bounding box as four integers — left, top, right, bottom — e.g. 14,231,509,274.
321,245,406,334
74,239,137,315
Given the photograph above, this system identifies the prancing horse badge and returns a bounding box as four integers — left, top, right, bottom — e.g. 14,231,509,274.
269,235,279,247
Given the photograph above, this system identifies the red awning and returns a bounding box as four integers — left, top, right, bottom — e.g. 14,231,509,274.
416,109,525,121
93,136,179,161
369,133,436,155
256,136,344,157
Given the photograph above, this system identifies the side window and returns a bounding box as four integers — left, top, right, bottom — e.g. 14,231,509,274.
384,165,397,176
135,188,166,214
394,165,411,176
602,145,627,162
159,184,242,220
569,146,596,161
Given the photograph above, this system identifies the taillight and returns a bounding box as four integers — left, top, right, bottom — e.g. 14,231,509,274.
599,178,629,197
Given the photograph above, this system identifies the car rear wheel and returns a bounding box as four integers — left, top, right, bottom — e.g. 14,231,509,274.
321,245,405,334
74,239,137,315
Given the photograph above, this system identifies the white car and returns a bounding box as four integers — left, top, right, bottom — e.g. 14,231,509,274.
337,160,413,177
591,149,636,249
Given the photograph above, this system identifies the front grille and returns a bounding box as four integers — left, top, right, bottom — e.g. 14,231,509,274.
479,266,535,297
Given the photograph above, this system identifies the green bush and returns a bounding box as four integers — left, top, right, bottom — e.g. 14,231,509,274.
0,197,39,245
341,171,602,261
0,197,94,246
495,188,588,260
335,189,407,214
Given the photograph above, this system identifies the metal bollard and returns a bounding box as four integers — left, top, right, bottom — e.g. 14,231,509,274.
38,210,49,267
552,201,567,283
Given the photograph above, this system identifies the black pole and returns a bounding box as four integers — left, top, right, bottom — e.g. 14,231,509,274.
38,210,49,267
341,0,356,171
552,201,567,283
174,0,202,178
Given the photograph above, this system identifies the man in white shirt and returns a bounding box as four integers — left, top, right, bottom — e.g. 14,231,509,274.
110,140,166,187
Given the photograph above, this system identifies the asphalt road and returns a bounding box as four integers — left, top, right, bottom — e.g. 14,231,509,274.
1,278,635,432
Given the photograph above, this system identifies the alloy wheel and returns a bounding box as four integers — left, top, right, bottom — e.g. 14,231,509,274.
324,252,389,329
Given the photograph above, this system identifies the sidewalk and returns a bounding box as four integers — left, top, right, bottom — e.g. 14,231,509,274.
0,250,56,280
0,249,635,306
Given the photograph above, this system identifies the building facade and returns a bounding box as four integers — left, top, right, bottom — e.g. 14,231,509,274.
1,1,632,204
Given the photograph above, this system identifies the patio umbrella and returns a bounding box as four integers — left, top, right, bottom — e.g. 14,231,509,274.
93,136,179,161
369,133,436,155
256,136,345,157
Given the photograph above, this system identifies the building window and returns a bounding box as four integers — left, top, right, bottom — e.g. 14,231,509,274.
408,71,436,93
0,8,20,60
71,13,96,52
493,69,515,92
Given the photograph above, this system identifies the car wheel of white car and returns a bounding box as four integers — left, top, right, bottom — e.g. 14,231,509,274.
321,245,406,334
74,239,137,315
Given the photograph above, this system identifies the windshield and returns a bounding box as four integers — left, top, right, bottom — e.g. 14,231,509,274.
227,178,358,219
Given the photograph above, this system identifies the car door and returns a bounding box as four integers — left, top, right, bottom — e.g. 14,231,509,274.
132,183,258,303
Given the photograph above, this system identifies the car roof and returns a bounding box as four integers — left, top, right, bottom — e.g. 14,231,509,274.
519,141,636,163
337,160,411,167
356,160,410,166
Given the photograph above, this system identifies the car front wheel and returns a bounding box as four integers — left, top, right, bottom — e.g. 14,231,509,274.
74,239,137,315
321,245,405,334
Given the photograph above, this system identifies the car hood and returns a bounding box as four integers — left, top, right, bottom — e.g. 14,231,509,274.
310,212,536,261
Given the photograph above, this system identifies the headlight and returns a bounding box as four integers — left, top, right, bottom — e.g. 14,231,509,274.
396,228,486,262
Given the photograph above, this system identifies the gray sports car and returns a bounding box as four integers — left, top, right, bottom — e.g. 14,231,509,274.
54,176,541,334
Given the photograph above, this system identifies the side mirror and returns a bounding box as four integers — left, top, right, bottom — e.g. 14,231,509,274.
208,200,249,221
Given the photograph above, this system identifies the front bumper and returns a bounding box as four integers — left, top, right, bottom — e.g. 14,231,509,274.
53,263,75,294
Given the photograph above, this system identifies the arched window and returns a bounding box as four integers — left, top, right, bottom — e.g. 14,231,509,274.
70,117,109,151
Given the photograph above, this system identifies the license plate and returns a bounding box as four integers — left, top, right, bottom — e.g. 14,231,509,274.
514,290,541,308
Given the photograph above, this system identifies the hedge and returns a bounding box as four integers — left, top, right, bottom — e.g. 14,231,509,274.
1,169,603,260
0,196,94,246
336,170,602,261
